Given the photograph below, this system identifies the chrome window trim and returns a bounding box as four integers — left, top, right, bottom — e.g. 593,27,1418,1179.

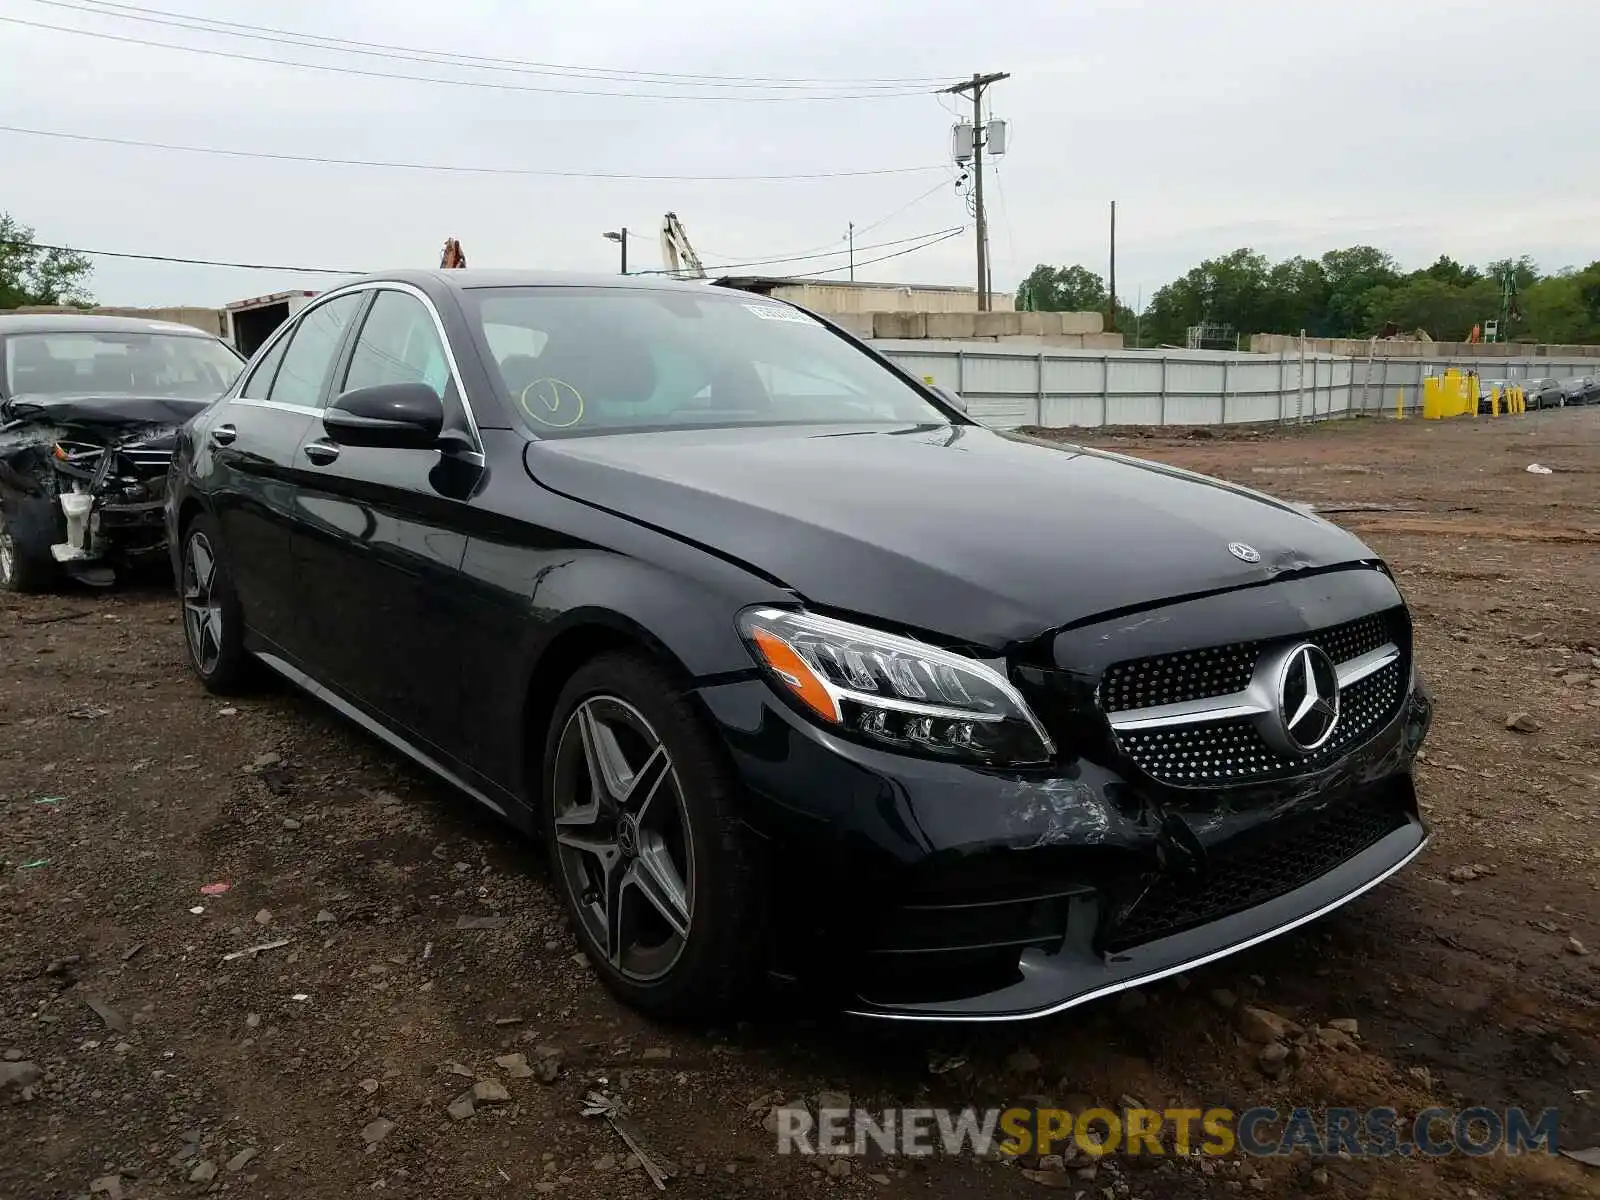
231,397,322,416
233,308,302,401
315,280,485,455
226,280,486,461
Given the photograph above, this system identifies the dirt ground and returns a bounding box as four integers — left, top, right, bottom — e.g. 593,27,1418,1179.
3,408,1599,1200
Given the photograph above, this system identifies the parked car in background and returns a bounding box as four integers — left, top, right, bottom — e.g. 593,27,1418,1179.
1524,378,1567,410
167,269,1434,1022
1478,379,1512,414
0,315,244,591
1560,375,1596,405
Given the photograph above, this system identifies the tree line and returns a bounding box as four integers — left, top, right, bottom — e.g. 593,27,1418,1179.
1017,248,1600,348
0,213,94,308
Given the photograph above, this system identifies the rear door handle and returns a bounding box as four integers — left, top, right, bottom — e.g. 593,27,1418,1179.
210,423,237,446
302,441,341,466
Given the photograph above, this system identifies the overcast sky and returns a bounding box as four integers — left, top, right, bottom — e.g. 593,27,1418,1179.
1,0,1595,308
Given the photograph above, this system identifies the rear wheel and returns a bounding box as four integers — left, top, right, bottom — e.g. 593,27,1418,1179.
180,515,252,693
542,653,762,1018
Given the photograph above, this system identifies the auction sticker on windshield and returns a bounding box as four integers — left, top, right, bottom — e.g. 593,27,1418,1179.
743,304,820,325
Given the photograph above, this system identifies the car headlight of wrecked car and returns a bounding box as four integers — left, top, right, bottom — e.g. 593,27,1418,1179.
738,607,1055,765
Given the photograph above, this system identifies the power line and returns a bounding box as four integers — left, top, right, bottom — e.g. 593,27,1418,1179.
0,123,947,182
32,0,953,90
852,174,962,239
763,228,968,280
636,226,966,275
0,14,935,102
0,226,968,295
990,163,1019,291
0,238,359,275
696,174,958,264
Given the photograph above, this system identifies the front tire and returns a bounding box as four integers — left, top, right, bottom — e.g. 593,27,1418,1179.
0,502,56,594
542,653,762,1018
179,515,252,694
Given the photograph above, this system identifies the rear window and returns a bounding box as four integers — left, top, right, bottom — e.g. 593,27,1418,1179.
4,331,243,399
464,286,947,436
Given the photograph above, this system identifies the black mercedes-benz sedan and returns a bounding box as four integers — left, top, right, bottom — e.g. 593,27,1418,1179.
166,270,1433,1022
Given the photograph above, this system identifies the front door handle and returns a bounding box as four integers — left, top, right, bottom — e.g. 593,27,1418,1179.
210,423,237,446
302,441,341,466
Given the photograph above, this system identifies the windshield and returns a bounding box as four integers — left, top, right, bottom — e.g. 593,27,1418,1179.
4,331,244,399
466,286,950,436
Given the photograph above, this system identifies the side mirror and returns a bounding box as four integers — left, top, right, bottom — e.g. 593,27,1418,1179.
930,384,968,414
323,382,444,449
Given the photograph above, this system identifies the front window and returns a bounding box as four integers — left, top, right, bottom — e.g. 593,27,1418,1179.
465,286,950,436
4,331,243,399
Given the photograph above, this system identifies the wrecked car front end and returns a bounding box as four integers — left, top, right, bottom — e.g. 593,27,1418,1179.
696,566,1432,1021
0,398,204,587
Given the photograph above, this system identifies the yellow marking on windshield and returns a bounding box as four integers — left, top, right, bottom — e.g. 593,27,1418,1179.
518,378,585,429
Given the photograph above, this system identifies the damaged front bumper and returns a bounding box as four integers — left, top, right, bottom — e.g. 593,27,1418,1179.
49,483,169,566
37,443,172,570
695,670,1433,1022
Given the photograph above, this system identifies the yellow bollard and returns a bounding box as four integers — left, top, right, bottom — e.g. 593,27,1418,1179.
1396,388,1404,419
1491,386,1500,416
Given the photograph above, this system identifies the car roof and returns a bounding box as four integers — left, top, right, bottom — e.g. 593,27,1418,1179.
345,268,741,296
0,313,219,337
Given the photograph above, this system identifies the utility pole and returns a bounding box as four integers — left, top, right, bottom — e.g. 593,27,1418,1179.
941,71,1009,311
848,222,855,282
1107,200,1118,332
602,228,628,274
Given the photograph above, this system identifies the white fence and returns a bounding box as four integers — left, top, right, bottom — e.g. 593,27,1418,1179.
875,340,1599,430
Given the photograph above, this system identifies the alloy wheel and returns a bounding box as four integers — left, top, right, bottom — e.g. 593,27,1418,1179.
551,696,695,982
182,531,224,675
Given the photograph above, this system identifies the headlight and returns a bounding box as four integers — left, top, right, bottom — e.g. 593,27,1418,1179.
737,607,1054,765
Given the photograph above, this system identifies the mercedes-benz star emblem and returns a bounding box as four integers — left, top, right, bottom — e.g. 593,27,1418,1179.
1276,643,1341,751
1228,542,1261,563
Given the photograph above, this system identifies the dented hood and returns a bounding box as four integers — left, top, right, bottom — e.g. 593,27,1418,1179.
523,423,1377,648
3,393,212,431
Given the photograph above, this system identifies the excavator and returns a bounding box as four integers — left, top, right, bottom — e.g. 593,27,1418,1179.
660,213,706,280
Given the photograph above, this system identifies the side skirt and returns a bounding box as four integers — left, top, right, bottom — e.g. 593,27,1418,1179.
254,650,510,821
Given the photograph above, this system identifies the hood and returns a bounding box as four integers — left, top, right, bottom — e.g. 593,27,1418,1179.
3,393,212,430
523,423,1377,648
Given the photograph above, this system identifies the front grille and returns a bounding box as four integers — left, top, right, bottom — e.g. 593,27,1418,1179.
1101,643,1257,714
1099,608,1408,788
1103,788,1409,953
1312,612,1393,666
1099,611,1401,716
117,447,174,472
1117,658,1405,786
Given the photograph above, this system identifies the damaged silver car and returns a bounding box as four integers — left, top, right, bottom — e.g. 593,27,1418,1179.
0,315,244,590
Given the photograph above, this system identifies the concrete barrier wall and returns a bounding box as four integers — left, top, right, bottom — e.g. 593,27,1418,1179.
1250,332,1600,359
875,341,1598,430
871,309,1106,341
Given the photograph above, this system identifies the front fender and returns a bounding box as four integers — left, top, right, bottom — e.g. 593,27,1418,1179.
456,468,795,802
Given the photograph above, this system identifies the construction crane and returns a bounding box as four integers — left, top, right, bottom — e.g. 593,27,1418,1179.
440,238,467,269
660,213,706,280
